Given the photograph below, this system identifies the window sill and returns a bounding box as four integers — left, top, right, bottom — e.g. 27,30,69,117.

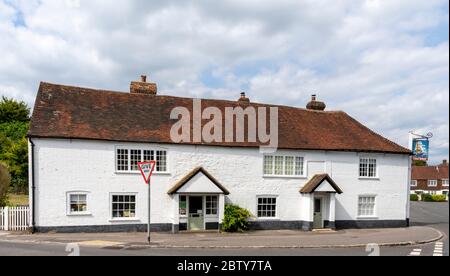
359,177,380,181
109,218,141,223
256,218,280,221
357,216,378,220
67,213,92,217
263,175,307,179
115,171,171,176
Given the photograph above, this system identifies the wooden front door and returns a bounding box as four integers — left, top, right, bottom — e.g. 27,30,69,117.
313,198,323,229
188,196,204,231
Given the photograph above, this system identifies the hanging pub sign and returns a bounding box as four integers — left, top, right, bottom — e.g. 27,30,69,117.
412,138,430,161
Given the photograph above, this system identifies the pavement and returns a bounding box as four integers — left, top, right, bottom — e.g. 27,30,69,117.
0,226,443,249
0,201,447,256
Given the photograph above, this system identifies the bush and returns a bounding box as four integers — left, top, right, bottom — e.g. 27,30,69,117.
410,194,419,201
431,195,447,202
0,162,11,207
222,204,253,232
421,194,434,202
421,194,447,202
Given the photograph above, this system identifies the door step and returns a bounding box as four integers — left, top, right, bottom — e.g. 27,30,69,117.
312,228,336,233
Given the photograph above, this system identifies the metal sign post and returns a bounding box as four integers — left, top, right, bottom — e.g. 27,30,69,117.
138,161,156,245
148,177,151,244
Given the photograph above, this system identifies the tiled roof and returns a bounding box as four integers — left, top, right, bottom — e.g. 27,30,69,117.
167,167,230,195
28,82,411,154
300,174,343,194
412,163,449,180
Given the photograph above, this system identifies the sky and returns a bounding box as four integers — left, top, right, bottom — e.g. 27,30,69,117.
0,0,448,164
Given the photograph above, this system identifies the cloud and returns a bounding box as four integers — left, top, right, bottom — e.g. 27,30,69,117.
0,0,448,163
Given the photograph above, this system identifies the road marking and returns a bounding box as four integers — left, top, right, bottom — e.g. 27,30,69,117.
433,242,444,257
409,249,422,256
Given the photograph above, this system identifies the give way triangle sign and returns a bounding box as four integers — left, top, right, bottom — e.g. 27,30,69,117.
138,161,156,184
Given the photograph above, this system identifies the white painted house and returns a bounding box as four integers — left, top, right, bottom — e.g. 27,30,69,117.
27,78,412,233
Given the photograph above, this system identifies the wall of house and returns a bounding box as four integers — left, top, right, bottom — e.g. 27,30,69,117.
411,179,449,192
30,138,410,231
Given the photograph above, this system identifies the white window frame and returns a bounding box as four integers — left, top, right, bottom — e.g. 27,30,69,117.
442,179,449,187
66,192,91,216
115,146,169,174
263,155,306,178
359,157,379,179
428,180,438,187
410,180,418,187
109,193,139,222
256,196,279,219
205,195,219,217
357,195,377,219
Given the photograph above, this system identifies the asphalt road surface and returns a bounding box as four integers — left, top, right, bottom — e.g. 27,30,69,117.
0,202,447,256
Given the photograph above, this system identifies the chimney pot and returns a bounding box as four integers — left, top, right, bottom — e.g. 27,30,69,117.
306,94,326,111
238,92,250,103
130,75,157,95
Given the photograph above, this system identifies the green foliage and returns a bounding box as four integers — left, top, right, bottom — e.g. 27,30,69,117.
413,160,428,167
431,195,447,202
1,138,28,193
420,194,447,202
410,194,419,201
0,162,11,207
0,121,29,142
0,96,30,124
222,204,253,232
421,194,433,202
0,96,30,194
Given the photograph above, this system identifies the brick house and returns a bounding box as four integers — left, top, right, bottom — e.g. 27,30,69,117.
411,160,449,200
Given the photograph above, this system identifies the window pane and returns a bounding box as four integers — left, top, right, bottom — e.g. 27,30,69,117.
257,197,277,218
274,157,284,175
264,156,274,175
285,157,294,175
116,149,129,171
112,194,136,218
156,151,167,172
70,194,87,213
295,157,304,176
143,150,154,162
358,196,375,217
130,150,142,171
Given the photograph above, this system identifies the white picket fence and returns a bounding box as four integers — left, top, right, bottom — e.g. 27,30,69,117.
0,206,30,231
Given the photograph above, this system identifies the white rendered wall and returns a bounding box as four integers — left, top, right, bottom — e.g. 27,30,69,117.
30,138,410,228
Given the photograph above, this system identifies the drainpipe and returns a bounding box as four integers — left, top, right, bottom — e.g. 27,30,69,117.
29,138,36,234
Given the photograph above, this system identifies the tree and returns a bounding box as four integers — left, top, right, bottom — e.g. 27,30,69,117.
2,138,28,193
0,96,30,124
413,160,428,167
0,96,30,194
0,162,11,207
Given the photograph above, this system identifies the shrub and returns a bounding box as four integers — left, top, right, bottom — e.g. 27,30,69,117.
410,194,419,201
222,204,253,232
421,194,434,202
0,162,11,207
431,195,447,202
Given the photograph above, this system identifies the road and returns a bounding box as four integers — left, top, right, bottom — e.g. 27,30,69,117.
0,202,447,256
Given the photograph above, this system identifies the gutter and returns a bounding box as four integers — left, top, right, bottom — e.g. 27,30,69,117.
29,138,36,233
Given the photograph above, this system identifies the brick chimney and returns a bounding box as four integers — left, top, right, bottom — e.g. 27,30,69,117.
238,92,250,103
441,160,448,167
306,94,326,111
130,75,157,95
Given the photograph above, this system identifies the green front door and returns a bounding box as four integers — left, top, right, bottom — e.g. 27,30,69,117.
188,196,204,231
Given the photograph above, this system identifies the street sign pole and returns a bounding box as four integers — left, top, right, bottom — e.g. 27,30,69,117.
148,177,151,244
138,161,156,245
